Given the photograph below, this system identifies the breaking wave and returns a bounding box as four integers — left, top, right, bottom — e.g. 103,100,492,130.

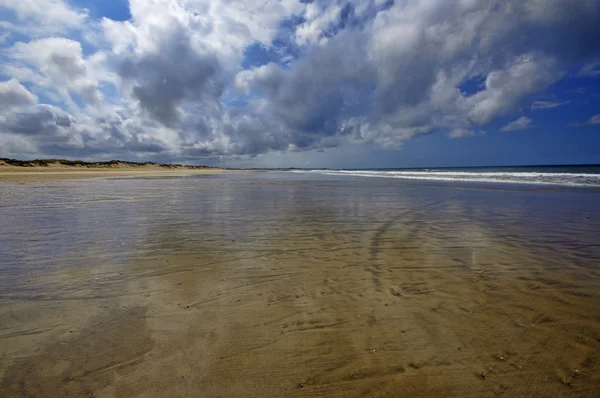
292,169,600,187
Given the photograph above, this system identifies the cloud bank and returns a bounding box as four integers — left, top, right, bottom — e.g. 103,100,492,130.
1,0,599,163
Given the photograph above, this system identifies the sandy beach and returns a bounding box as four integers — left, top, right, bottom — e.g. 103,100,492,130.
0,172,599,397
1,0,598,395
0,160,227,181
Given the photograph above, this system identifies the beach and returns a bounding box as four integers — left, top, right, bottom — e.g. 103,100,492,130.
0,160,227,181
1,172,599,397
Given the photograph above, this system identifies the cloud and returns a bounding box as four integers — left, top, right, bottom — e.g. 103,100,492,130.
587,114,600,125
569,114,600,127
578,62,600,77
239,32,373,139
448,129,486,139
531,100,570,110
0,80,81,155
117,21,223,128
464,55,558,124
1,0,600,163
0,0,87,35
6,38,105,107
0,79,38,107
2,104,74,136
501,116,533,132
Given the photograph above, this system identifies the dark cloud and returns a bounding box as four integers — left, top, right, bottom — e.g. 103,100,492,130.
2,104,74,136
118,21,224,128
222,115,289,155
244,31,372,141
48,51,86,80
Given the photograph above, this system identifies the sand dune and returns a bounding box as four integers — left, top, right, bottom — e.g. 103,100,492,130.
0,158,226,180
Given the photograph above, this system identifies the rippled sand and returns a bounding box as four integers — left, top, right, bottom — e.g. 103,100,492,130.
1,174,599,396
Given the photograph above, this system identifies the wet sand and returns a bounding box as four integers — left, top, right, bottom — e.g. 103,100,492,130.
1,173,599,396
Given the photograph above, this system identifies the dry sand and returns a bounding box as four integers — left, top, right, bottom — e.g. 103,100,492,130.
0,175,598,397
0,162,228,180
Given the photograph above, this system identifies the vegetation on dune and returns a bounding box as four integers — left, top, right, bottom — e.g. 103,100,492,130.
0,158,212,169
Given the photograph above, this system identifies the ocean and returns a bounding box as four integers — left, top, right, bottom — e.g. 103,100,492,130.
291,165,600,187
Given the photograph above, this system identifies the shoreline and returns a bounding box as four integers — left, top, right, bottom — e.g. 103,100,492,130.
0,166,232,181
0,158,231,181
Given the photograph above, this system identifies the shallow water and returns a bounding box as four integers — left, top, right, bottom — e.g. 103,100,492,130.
1,173,599,396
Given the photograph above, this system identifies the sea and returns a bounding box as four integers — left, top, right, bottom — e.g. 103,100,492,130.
289,165,600,187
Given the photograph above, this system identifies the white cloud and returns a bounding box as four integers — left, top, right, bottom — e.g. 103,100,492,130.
0,0,87,35
466,55,558,124
6,38,106,110
0,79,38,107
104,0,303,68
531,100,570,110
296,2,343,46
587,114,600,125
448,128,486,139
578,62,600,77
501,116,533,132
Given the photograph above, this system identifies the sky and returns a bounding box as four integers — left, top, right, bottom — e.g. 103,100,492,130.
0,0,599,168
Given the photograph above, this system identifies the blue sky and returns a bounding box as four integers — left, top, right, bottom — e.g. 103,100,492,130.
0,0,599,167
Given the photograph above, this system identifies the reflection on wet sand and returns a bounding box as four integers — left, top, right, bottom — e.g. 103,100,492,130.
1,174,599,396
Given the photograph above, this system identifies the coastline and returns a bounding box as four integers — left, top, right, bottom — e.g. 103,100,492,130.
0,167,230,181
0,159,230,181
